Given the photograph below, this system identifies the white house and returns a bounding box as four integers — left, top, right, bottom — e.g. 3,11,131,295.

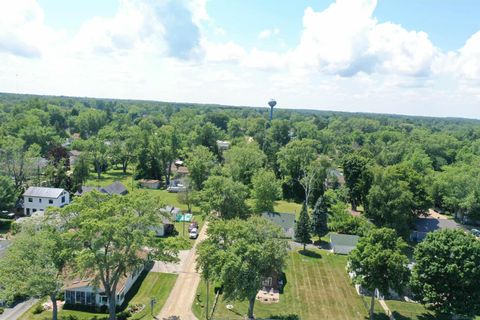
64,266,144,307
23,187,70,216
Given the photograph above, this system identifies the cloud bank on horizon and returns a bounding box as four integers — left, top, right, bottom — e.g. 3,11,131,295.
0,0,479,118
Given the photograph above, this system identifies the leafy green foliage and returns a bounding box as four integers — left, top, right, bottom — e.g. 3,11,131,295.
342,153,372,211
223,142,266,186
251,169,281,213
196,217,289,319
199,176,249,219
411,229,480,317
348,228,409,320
0,175,17,209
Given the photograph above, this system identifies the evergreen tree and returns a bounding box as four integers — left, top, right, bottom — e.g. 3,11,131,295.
295,202,311,250
311,196,329,239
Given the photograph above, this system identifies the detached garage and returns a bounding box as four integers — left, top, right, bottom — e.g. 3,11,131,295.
330,233,359,255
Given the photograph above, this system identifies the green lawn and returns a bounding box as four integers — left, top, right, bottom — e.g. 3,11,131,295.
19,272,177,320
385,300,480,320
274,200,302,216
193,248,387,320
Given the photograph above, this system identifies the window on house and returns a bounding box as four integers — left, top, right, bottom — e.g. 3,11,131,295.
65,291,74,304
49,199,53,204
32,209,37,213
86,292,95,305
28,198,33,202
39,198,42,203
26,208,30,215
61,196,65,203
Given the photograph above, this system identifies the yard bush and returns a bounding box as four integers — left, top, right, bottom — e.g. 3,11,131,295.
116,310,131,320
0,307,4,314
32,303,44,314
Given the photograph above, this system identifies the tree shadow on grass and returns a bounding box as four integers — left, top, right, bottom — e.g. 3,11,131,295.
263,314,300,320
299,249,322,259
363,312,389,320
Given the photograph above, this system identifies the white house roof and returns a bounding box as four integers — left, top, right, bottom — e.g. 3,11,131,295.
23,187,65,198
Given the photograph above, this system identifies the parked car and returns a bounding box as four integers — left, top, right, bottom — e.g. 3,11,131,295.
0,211,14,219
471,229,480,237
188,221,199,232
189,228,198,239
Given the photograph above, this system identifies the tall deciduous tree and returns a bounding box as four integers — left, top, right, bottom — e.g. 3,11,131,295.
199,176,249,219
58,191,178,320
411,229,480,317
295,202,311,250
0,228,70,320
311,195,329,239
71,153,90,191
348,228,409,320
342,153,372,211
277,139,318,201
186,146,217,190
365,166,417,237
251,169,281,213
223,142,266,186
86,138,109,179
0,136,39,189
0,175,17,210
196,217,288,320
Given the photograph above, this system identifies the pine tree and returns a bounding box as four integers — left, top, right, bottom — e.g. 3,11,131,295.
311,195,329,239
295,202,311,250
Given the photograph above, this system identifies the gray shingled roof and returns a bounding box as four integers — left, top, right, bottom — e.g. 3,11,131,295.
414,217,459,233
330,233,360,255
75,181,128,196
261,212,296,238
23,187,65,198
102,181,128,195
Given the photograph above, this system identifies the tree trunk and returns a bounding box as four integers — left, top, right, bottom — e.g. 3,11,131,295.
50,294,58,320
122,161,127,175
369,291,375,320
303,243,306,251
108,292,117,320
352,201,357,212
247,297,255,320
97,163,102,179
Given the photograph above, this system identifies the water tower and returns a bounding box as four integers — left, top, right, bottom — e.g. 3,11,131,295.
268,99,277,121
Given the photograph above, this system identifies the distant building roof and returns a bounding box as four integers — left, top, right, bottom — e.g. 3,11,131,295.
102,181,128,195
261,212,296,238
74,181,128,196
23,187,66,199
330,233,359,255
414,217,459,233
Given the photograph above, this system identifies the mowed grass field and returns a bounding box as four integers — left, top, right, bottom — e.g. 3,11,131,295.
193,248,387,320
19,272,177,320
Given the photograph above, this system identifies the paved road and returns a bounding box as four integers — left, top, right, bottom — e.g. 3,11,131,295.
157,223,208,320
0,299,37,320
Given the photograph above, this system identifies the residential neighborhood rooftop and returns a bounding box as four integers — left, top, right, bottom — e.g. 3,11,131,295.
23,186,66,199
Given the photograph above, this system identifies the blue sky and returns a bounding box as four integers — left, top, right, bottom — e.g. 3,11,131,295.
1,0,480,118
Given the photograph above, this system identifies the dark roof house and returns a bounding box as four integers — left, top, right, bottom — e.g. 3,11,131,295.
261,212,296,238
75,181,128,196
410,217,459,242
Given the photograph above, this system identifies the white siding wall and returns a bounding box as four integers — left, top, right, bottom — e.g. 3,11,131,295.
24,191,70,215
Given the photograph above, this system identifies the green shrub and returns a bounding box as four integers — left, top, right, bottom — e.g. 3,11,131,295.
0,307,4,314
32,303,44,314
116,310,131,320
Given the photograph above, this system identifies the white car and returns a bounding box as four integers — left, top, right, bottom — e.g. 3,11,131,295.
189,228,198,239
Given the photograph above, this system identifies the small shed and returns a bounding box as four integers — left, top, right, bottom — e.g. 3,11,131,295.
330,233,359,255
261,212,296,239
139,179,161,189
